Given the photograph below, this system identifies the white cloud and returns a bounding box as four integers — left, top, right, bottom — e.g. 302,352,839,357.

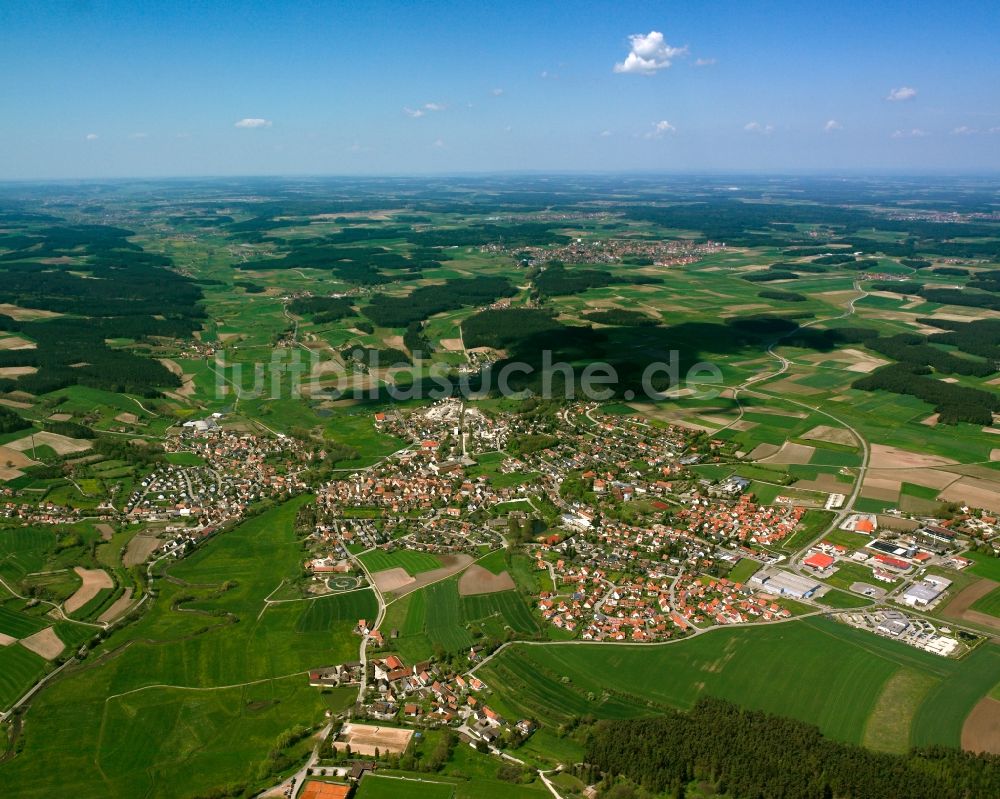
891,128,929,138
405,103,445,118
694,57,717,67
614,31,688,75
990,126,1000,134
644,120,677,138
85,133,98,141
886,86,917,102
129,132,148,139
234,118,272,128
432,138,445,148
491,88,504,96
824,119,842,132
599,129,613,138
744,121,774,135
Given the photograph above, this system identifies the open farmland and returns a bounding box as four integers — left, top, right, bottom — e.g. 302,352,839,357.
0,498,360,798
480,617,1000,753
1,174,1000,796
360,549,442,576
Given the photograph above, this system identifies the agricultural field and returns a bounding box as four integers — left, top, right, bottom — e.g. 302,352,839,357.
0,498,361,798
2,175,1000,794
480,617,1000,758
360,549,443,576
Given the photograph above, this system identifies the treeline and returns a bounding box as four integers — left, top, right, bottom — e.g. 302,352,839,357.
534,263,661,297
363,276,516,327
341,345,410,367
758,289,807,302
403,320,433,355
0,317,183,397
533,264,614,296
287,296,355,319
583,309,658,326
0,221,202,397
585,697,1000,799
0,405,31,435
743,270,798,282
462,308,563,350
919,318,1000,362
854,363,1000,424
865,333,994,377
869,279,1000,312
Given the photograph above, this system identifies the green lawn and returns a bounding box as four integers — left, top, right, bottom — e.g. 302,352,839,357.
727,558,762,584
356,775,455,799
781,509,836,551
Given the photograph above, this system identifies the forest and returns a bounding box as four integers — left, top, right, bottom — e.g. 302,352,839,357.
585,697,1000,799
363,276,516,327
0,222,202,396
854,363,1000,424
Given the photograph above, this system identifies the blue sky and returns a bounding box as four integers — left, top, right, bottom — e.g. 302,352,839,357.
1,0,998,178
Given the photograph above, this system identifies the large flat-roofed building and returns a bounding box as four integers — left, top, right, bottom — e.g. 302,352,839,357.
754,569,821,599
901,575,952,607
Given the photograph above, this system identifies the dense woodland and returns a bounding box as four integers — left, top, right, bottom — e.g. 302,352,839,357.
0,222,201,396
585,698,1000,799
363,276,516,327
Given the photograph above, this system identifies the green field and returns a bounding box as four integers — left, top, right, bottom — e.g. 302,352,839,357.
295,589,379,632
460,590,539,635
966,551,1000,581
0,605,49,639
0,645,48,710
970,586,1000,618
356,775,455,799
360,549,443,576
480,617,1000,758
0,498,360,798
727,558,762,584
